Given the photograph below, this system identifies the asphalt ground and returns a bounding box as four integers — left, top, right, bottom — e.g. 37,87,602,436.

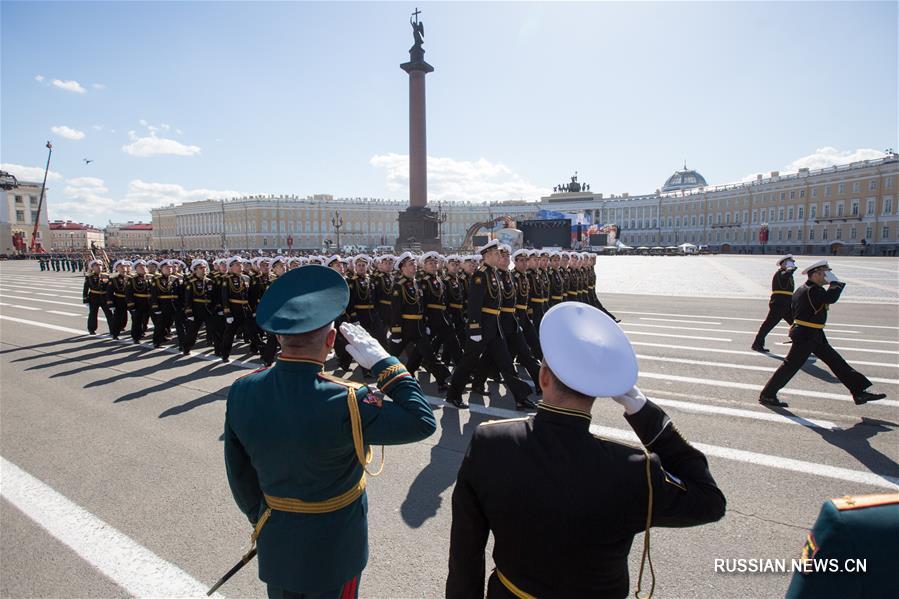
1,260,897,598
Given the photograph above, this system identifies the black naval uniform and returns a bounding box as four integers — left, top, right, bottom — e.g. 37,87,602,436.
446,401,727,598
420,271,463,366
445,264,534,409
444,270,468,347
150,272,185,349
372,271,395,345
107,273,130,339
752,267,796,350
348,271,381,339
512,268,542,359
389,273,451,386
526,267,547,331
220,270,255,361
548,266,565,308
182,273,221,355
760,279,873,402
126,271,153,343
83,271,113,335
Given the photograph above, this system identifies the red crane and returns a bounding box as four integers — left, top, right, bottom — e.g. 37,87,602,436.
29,141,52,252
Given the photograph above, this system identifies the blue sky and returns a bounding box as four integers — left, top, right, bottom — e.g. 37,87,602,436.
2,1,896,225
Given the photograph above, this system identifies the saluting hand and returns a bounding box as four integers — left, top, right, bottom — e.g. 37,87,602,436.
340,322,389,370
611,385,647,415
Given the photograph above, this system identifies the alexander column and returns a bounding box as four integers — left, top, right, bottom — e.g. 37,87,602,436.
396,8,441,251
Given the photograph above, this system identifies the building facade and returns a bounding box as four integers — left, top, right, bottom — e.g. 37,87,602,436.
541,153,899,255
105,222,153,250
0,181,52,254
151,195,538,251
149,153,899,255
49,221,105,251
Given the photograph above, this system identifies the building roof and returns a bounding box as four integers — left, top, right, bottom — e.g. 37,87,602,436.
49,220,100,232
661,165,707,193
119,223,153,230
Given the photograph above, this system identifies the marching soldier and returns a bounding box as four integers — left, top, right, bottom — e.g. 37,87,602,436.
512,249,542,359
251,258,276,360
223,265,436,598
388,252,452,389
444,241,537,411
107,259,132,340
759,260,887,407
347,255,380,338
326,255,355,371
258,256,288,365
150,260,185,350
752,254,798,352
127,260,153,343
526,251,548,331
446,302,727,598
182,259,221,356
786,492,899,598
372,255,395,345
443,255,467,347
220,256,256,363
419,251,463,367
586,253,621,322
548,252,565,307
82,259,113,336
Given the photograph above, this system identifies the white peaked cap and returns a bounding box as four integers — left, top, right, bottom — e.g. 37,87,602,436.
801,259,831,275
540,302,638,397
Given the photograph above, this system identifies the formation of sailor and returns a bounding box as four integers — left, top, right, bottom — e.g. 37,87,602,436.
758,259,886,407
446,301,727,598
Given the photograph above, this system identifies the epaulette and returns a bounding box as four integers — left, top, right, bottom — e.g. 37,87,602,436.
479,416,529,427
317,372,364,389
477,265,488,272
237,364,271,380
831,493,899,511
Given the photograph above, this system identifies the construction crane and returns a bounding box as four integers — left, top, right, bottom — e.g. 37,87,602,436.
460,215,516,250
29,141,53,253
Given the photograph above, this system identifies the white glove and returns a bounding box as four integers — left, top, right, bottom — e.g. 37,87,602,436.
824,271,841,284
612,385,648,415
425,327,431,335
469,334,482,342
340,322,390,370
784,260,796,269
186,316,195,321
225,316,234,324
153,310,162,315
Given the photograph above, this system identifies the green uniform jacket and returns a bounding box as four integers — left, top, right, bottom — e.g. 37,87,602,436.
224,355,436,593
786,494,899,598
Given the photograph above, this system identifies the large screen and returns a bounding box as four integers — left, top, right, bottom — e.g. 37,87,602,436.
518,219,571,249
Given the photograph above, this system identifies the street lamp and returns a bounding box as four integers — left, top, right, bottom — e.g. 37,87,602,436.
436,201,447,245
331,211,344,253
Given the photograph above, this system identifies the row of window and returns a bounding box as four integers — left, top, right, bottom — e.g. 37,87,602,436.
628,224,893,245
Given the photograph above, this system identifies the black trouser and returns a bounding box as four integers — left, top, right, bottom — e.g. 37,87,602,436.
760,329,872,398
183,305,221,354
392,321,450,385
86,297,113,334
130,301,151,342
333,314,353,369
516,309,543,360
152,302,185,349
474,315,541,393
260,332,280,365
110,299,129,338
427,311,463,366
220,306,256,359
753,297,793,346
447,329,533,403
447,307,466,346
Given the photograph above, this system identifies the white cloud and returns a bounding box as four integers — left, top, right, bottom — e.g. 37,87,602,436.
53,176,240,222
122,130,201,157
92,83,106,90
139,119,148,126
176,129,182,135
92,125,104,131
370,153,549,203
51,79,86,94
35,74,45,82
0,163,63,182
161,123,170,131
742,147,888,182
51,125,86,141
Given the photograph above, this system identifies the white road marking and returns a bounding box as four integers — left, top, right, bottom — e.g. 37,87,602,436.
48,310,81,317
623,330,732,342
0,293,85,308
637,354,899,385
630,340,899,369
649,396,840,429
618,309,899,331
638,371,899,407
420,396,898,490
639,317,722,325
9,305,40,311
1,457,221,598
627,322,862,336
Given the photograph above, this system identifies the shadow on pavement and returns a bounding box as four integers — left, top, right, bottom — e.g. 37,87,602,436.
400,407,486,528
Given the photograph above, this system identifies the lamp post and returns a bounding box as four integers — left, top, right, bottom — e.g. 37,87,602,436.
221,199,227,251
331,211,344,253
436,201,447,247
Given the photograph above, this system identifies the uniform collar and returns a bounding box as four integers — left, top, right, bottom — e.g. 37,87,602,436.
535,402,592,430
275,356,325,371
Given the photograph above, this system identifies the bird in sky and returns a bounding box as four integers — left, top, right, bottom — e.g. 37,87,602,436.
83,158,93,164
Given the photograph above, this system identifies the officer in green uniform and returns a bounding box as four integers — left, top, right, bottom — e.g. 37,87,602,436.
786,493,899,598
224,265,436,598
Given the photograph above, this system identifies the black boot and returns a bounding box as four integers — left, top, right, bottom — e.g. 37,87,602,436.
759,394,788,407
853,390,886,405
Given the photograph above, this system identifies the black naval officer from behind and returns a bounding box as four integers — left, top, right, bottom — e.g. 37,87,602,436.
447,302,726,598
759,260,886,407
224,265,436,599
752,254,797,352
